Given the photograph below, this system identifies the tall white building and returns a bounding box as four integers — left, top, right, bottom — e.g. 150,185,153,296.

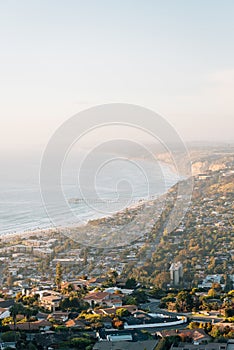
169,262,183,285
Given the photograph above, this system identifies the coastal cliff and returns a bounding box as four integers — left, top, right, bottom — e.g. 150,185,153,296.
156,146,234,176
191,155,234,175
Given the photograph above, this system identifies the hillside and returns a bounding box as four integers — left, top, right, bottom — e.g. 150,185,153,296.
156,145,234,176
1,148,233,291
123,166,234,288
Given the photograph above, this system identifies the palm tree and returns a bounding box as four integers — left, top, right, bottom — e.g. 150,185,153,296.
10,304,19,331
24,307,33,331
10,303,22,342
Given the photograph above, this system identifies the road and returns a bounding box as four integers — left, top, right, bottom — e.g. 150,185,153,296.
140,301,223,324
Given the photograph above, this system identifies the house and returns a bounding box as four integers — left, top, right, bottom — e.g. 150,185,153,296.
9,320,52,331
102,317,113,329
0,299,14,309
198,274,224,290
104,287,134,295
170,342,227,350
84,291,123,307
0,308,10,320
108,298,123,307
158,329,212,345
40,294,62,312
35,312,48,321
198,174,212,180
93,340,158,350
107,333,133,341
84,291,110,306
0,342,16,350
33,333,68,349
36,289,61,299
48,311,69,323
65,319,86,329
86,277,108,287
93,305,138,316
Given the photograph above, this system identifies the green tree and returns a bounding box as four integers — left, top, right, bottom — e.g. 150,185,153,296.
150,287,166,299
123,295,137,305
224,275,233,292
225,308,234,318
28,343,37,350
70,337,92,349
10,303,24,330
125,278,137,289
108,270,118,284
23,307,33,331
131,290,148,304
1,331,20,342
176,291,193,312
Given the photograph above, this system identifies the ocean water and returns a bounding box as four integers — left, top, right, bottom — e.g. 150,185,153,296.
0,150,180,235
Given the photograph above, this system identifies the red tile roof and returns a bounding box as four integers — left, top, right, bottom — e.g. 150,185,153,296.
84,292,110,301
9,320,52,331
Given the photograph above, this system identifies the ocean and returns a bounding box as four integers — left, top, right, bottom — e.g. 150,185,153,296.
0,150,180,236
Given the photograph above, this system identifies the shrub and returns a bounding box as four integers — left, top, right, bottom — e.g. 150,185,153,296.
1,330,20,341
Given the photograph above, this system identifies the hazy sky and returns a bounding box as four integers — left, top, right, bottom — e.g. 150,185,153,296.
0,0,234,152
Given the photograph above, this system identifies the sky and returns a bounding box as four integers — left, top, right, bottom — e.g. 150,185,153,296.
0,0,234,153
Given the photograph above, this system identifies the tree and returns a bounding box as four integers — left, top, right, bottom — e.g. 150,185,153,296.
209,325,221,339
55,262,62,290
176,291,193,312
155,339,167,350
153,272,170,289
1,331,20,342
23,307,33,331
28,343,37,350
9,303,25,343
132,290,148,304
225,308,234,318
10,304,21,330
83,248,88,265
59,296,88,312
224,275,233,292
108,270,118,284
150,287,166,299
123,295,137,305
188,321,200,329
112,318,124,329
116,308,130,318
70,337,92,349
125,278,137,289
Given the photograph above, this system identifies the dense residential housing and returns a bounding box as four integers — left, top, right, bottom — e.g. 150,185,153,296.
0,157,233,349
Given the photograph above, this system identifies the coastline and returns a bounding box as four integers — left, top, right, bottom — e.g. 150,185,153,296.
0,184,174,246
0,159,181,244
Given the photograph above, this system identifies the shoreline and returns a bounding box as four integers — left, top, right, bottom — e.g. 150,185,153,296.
0,159,181,244
1,146,232,243
0,186,174,245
